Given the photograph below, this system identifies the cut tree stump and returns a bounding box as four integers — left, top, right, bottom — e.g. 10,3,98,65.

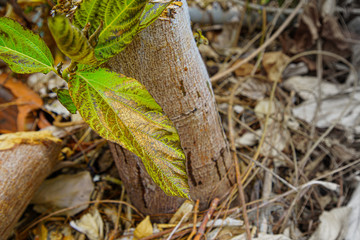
0,131,62,238
108,0,235,215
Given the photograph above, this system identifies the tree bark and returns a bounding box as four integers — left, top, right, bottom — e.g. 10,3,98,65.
107,0,235,214
0,131,62,238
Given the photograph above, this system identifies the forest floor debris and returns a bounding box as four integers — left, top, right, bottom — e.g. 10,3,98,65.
1,0,360,239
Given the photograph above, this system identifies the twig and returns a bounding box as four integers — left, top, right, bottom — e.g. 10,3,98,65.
194,198,219,240
283,50,358,170
187,200,200,240
167,212,191,240
241,70,279,184
19,200,143,237
189,1,360,25
306,39,323,158
239,153,297,191
210,0,304,83
259,170,273,233
227,78,251,240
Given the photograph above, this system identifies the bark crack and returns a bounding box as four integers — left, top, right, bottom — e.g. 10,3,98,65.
136,163,148,209
171,108,198,121
186,151,197,187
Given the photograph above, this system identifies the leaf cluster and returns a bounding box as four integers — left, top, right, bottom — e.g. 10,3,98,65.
0,0,189,199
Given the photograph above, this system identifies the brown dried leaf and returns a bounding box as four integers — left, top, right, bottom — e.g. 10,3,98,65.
232,60,257,77
0,85,17,133
0,74,43,131
294,0,320,51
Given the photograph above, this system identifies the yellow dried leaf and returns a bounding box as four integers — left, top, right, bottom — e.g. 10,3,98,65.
169,200,194,224
134,216,153,240
32,223,48,240
262,52,290,82
0,131,61,150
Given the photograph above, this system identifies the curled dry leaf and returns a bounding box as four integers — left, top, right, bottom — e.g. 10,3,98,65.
236,130,260,147
0,130,60,150
169,200,194,224
262,52,290,82
283,76,340,101
0,74,43,131
70,208,104,240
134,216,153,240
292,91,360,132
254,100,290,163
232,59,257,77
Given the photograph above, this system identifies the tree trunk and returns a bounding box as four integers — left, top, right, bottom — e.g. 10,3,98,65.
107,0,235,215
0,131,62,238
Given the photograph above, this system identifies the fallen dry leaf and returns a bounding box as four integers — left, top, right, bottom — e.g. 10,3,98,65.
239,77,271,100
0,130,61,150
309,207,350,240
0,74,43,131
294,0,320,51
169,200,193,224
262,52,290,82
232,59,257,77
345,182,360,240
70,208,103,240
254,99,290,162
31,171,94,216
283,75,340,101
134,216,153,239
32,223,48,240
292,90,360,132
0,84,17,133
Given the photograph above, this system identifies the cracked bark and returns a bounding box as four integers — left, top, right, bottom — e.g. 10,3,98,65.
107,0,235,215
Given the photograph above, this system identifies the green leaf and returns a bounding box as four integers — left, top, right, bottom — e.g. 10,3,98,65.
74,0,148,61
68,67,189,198
73,0,102,36
0,17,54,74
48,15,98,65
53,88,77,114
137,0,172,33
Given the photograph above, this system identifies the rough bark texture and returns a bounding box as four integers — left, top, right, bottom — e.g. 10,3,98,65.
108,0,235,213
0,136,61,238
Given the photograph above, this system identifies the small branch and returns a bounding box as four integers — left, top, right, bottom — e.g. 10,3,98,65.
193,198,219,240
187,199,199,240
210,0,304,83
227,78,251,240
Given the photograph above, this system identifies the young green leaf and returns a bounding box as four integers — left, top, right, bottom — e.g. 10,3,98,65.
137,1,172,33
48,15,98,65
0,17,54,74
68,67,190,198
74,0,148,61
53,88,77,114
73,0,102,36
